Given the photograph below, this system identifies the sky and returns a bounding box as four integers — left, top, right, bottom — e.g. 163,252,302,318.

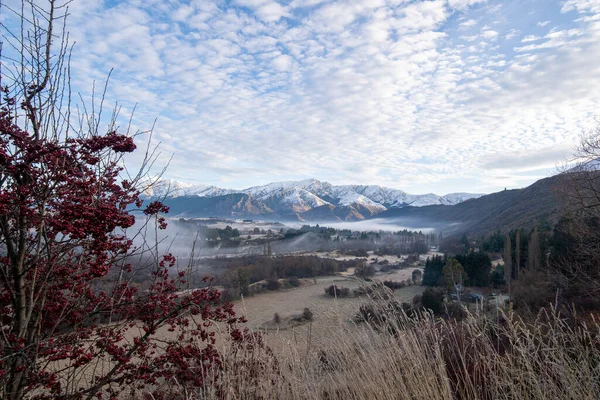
4,0,600,195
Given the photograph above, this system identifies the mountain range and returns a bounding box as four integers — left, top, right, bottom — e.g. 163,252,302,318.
140,170,594,237
142,178,484,221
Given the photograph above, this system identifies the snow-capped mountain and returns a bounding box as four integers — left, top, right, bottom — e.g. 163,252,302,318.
142,179,236,198
143,178,484,221
239,179,481,210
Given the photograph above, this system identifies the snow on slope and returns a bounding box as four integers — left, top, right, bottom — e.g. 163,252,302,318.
243,181,332,212
144,178,484,211
441,192,484,205
142,179,235,198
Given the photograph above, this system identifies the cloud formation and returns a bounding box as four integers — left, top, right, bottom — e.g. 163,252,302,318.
4,0,600,195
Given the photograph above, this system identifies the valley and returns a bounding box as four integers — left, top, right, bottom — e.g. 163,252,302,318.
145,175,561,237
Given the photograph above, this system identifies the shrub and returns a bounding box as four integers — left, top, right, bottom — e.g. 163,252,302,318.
383,280,405,290
266,278,282,291
444,302,467,321
512,270,554,312
355,264,376,278
412,269,423,283
325,285,351,297
288,276,301,287
303,307,314,321
421,288,445,314
412,294,422,305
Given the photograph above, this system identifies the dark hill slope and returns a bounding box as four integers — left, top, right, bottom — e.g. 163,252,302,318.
376,175,561,236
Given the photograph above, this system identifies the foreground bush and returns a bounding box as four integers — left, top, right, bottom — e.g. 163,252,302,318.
0,3,258,397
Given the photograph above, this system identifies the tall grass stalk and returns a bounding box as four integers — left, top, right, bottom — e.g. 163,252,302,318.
184,295,600,400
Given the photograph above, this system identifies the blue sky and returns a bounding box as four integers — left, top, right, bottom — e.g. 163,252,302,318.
4,0,600,195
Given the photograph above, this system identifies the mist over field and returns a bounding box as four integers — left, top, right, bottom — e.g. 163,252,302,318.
286,218,439,233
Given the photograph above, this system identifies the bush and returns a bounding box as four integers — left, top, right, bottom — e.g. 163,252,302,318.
444,302,467,321
0,5,258,397
288,276,301,287
412,294,422,305
325,285,351,298
266,278,282,291
412,269,423,284
383,280,405,290
303,307,313,321
421,288,445,314
512,270,554,312
354,264,376,278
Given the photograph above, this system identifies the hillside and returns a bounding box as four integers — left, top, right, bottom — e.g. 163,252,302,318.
160,194,273,218
376,175,561,236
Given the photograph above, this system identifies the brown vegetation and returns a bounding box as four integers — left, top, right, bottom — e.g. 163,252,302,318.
193,297,600,399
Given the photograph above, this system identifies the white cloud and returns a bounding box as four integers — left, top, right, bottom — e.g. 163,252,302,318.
481,30,499,40
459,19,478,29
4,0,595,195
504,29,520,39
522,34,541,42
447,0,487,11
272,54,293,71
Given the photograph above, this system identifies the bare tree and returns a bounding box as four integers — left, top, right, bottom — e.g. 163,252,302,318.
552,124,600,304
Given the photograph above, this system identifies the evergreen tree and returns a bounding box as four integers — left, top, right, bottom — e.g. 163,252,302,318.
455,251,492,287
422,255,446,286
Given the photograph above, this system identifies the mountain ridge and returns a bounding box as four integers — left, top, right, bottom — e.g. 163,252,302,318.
143,178,485,216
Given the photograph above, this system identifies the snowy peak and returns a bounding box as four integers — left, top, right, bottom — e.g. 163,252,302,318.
143,178,484,218
441,192,483,205
142,179,235,198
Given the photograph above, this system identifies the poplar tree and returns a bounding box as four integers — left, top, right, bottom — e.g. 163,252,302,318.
504,234,512,298
515,229,521,280
528,229,541,271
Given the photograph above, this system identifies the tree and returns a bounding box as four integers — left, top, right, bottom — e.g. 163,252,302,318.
481,230,504,253
460,234,470,253
422,254,446,286
443,258,466,298
528,228,542,271
550,126,600,305
514,229,521,280
412,269,423,284
455,251,492,287
504,234,512,298
0,2,256,398
491,265,505,287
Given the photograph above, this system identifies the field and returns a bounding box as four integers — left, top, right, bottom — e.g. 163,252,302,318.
235,277,424,332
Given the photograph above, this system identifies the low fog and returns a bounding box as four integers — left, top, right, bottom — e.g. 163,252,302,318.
285,218,441,233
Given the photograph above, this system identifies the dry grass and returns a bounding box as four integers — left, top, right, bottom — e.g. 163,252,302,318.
187,295,600,400
37,282,600,399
